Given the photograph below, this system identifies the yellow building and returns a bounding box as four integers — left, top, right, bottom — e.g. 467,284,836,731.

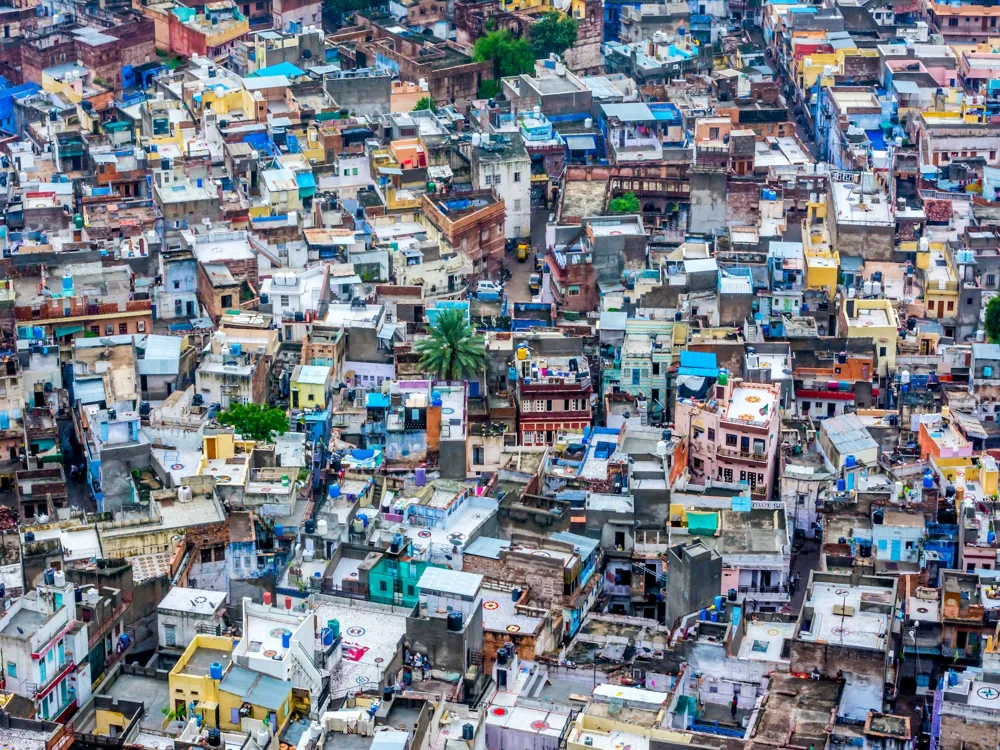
842,299,899,376
218,665,292,731
255,167,303,219
168,635,235,728
290,364,332,410
802,198,839,300
915,241,959,320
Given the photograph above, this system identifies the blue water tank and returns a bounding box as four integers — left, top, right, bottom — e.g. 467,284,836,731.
846,455,857,468
447,611,463,631
512,587,521,602
432,391,443,406
923,472,934,489
508,367,517,380
322,628,334,646
948,670,959,686
837,478,846,492
714,595,724,611
329,619,340,638
275,523,284,537
210,662,223,680
44,568,55,585
281,631,291,649
709,610,719,623
230,342,241,356
329,484,341,499
699,608,707,621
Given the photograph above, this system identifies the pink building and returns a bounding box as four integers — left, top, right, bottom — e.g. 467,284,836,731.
674,377,782,499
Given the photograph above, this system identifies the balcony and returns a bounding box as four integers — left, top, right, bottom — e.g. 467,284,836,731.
88,591,133,650
716,446,770,464
737,584,789,601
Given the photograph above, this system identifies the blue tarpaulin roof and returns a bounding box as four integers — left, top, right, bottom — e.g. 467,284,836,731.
250,62,304,78
366,393,389,409
678,351,719,377
296,172,316,190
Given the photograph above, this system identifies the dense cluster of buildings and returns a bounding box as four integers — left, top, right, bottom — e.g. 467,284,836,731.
4,0,1000,747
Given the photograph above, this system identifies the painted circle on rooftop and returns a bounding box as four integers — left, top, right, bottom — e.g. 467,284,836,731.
738,414,755,421
979,686,1000,701
346,626,366,637
449,533,465,540
418,530,433,538
745,395,761,403
356,676,369,685
534,551,552,557
374,657,384,664
442,407,455,415
767,628,780,636
171,463,185,471
491,708,508,717
530,720,549,731
484,601,500,611
834,589,850,596
269,628,292,639
831,626,851,637
217,476,232,482
917,607,929,614
263,649,277,658
613,742,632,750
507,625,521,633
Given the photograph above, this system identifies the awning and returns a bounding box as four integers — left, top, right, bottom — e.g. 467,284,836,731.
54,324,83,337
197,701,219,710
566,135,597,151
377,322,401,341
377,166,404,176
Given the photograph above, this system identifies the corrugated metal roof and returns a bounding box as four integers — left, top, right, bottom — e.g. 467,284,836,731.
821,413,878,455
463,537,510,560
599,311,628,331
75,378,107,405
417,567,483,598
566,135,597,150
551,531,600,559
719,272,753,295
139,335,181,376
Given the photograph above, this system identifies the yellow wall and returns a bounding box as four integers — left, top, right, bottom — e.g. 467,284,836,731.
218,687,291,731
168,635,235,728
291,378,328,410
95,709,127,736
845,300,898,376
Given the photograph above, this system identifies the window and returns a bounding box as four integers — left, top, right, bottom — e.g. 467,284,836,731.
614,531,626,549
473,446,484,465
493,173,501,185
379,580,387,592
351,168,358,176
6,662,14,678
105,324,114,335
632,368,640,385
173,280,181,290
523,430,534,444
40,659,46,683
281,296,290,306
514,172,521,182
988,274,996,287
708,428,715,441
137,321,146,333
407,585,415,597
879,346,887,357
513,199,521,211
484,174,492,186
119,323,128,334
723,468,733,482
546,400,553,410
221,294,233,308
726,433,738,447
564,399,570,410
652,363,660,376
968,298,974,305
165,625,176,647
569,286,580,296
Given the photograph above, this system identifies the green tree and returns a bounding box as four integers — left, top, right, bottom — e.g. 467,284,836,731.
217,403,289,443
415,309,487,381
529,12,578,58
413,96,437,113
609,192,640,213
987,295,1000,342
473,30,535,82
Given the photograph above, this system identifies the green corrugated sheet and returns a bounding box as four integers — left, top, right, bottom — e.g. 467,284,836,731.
687,511,718,535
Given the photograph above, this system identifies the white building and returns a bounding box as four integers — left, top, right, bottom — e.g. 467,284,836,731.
468,133,531,239
0,575,91,721
157,586,227,651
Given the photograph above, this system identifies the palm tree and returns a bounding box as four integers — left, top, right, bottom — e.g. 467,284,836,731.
416,309,486,381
